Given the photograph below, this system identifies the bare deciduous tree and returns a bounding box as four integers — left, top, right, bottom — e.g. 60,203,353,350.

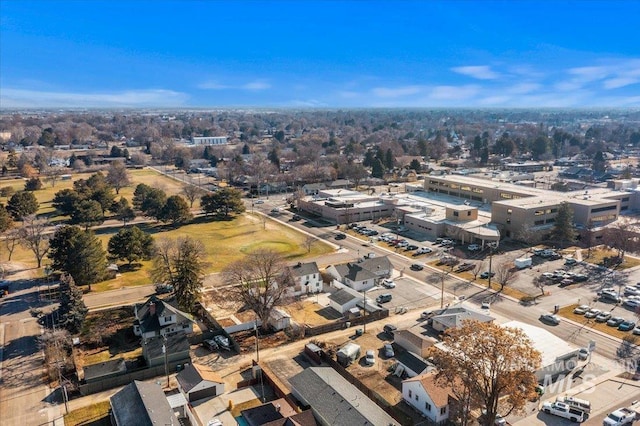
303,235,316,253
106,160,131,194
222,249,294,331
494,261,516,292
19,215,50,268
4,228,21,261
182,184,205,208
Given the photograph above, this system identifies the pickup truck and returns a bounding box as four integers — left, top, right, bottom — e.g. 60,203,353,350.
603,402,640,426
541,401,585,422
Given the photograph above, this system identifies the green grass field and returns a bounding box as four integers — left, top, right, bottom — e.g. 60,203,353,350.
0,168,334,290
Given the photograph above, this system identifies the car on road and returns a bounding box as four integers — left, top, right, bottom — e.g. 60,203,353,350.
468,243,481,251
481,300,491,309
584,308,601,318
384,343,394,358
410,263,424,271
335,233,347,240
154,283,174,294
607,316,625,327
595,311,612,322
480,271,495,279
382,279,396,288
376,293,392,304
365,349,376,365
540,313,561,325
254,200,264,204
619,320,636,331
573,305,590,315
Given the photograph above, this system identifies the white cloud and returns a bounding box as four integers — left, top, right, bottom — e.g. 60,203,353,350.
451,65,500,80
371,85,423,98
507,82,541,94
478,96,512,105
430,85,479,100
198,79,271,91
337,91,359,99
242,80,271,90
0,88,188,108
604,77,640,89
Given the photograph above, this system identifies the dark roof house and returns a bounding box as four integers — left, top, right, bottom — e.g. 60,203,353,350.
133,295,195,338
176,363,225,402
110,380,176,426
289,367,398,426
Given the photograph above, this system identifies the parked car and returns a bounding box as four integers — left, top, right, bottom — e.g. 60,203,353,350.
384,343,394,358
624,286,640,296
382,279,396,288
405,244,419,251
480,271,495,279
573,305,590,315
335,233,347,240
254,200,264,204
213,335,231,350
468,244,481,251
376,293,392,304
203,339,219,351
573,274,588,282
624,299,640,309
633,326,640,335
410,263,424,271
595,311,612,322
619,320,636,331
607,316,625,327
564,258,578,266
584,308,601,319
383,324,397,336
365,349,376,365
540,313,561,325
578,348,589,360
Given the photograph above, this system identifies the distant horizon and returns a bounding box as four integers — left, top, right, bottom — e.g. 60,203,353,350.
2,1,639,109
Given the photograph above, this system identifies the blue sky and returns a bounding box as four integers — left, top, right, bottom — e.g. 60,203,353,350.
1,0,640,108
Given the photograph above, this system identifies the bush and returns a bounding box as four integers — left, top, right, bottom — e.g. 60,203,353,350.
0,186,15,197
24,177,43,191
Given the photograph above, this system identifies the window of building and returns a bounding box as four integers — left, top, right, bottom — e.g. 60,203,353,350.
500,193,513,199
453,211,459,217
425,402,432,411
450,184,459,189
534,219,544,225
506,218,511,224
534,210,545,216
467,211,471,216
461,186,471,191
472,187,483,193
164,316,172,322
408,390,412,398
546,218,555,224
591,205,617,213
440,407,447,415
415,394,419,401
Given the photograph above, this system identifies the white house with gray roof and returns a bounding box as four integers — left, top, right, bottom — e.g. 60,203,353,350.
289,261,322,296
110,380,177,426
133,296,195,339
325,256,393,292
289,367,398,426
428,306,494,333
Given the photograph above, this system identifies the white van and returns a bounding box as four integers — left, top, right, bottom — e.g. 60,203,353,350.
557,396,591,413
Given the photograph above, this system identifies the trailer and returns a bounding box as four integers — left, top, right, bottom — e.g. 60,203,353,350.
337,342,361,367
515,257,532,269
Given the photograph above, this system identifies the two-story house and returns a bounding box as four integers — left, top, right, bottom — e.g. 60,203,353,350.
289,261,322,296
402,371,457,424
325,256,393,292
133,296,195,339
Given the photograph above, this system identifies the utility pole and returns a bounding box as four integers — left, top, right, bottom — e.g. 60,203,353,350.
162,336,169,388
488,244,495,289
362,289,367,334
254,319,260,363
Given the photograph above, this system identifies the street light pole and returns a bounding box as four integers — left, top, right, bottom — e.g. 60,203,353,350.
162,336,169,388
363,289,367,334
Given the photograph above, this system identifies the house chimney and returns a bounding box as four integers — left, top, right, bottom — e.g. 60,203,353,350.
275,404,281,412
149,302,156,316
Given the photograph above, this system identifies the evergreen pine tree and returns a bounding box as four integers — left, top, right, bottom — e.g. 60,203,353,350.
57,273,88,333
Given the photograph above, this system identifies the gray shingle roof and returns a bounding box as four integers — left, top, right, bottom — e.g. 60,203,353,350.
176,363,223,393
83,358,126,381
144,334,190,360
289,367,398,426
328,289,358,305
431,306,494,329
290,262,320,278
359,256,392,273
135,296,194,334
343,263,377,282
110,380,175,426
396,351,429,375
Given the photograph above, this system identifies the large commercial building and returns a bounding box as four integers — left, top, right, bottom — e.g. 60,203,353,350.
191,136,228,145
297,175,640,244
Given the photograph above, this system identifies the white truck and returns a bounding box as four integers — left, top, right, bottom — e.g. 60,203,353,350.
541,401,585,423
515,257,532,269
603,401,640,426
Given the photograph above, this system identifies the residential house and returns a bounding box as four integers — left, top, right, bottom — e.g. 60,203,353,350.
325,256,392,292
302,183,327,195
402,371,456,424
289,367,398,426
395,350,432,378
240,398,317,426
110,380,177,426
176,363,225,403
289,262,322,296
133,296,195,339
142,333,191,368
328,288,371,314
82,358,126,383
